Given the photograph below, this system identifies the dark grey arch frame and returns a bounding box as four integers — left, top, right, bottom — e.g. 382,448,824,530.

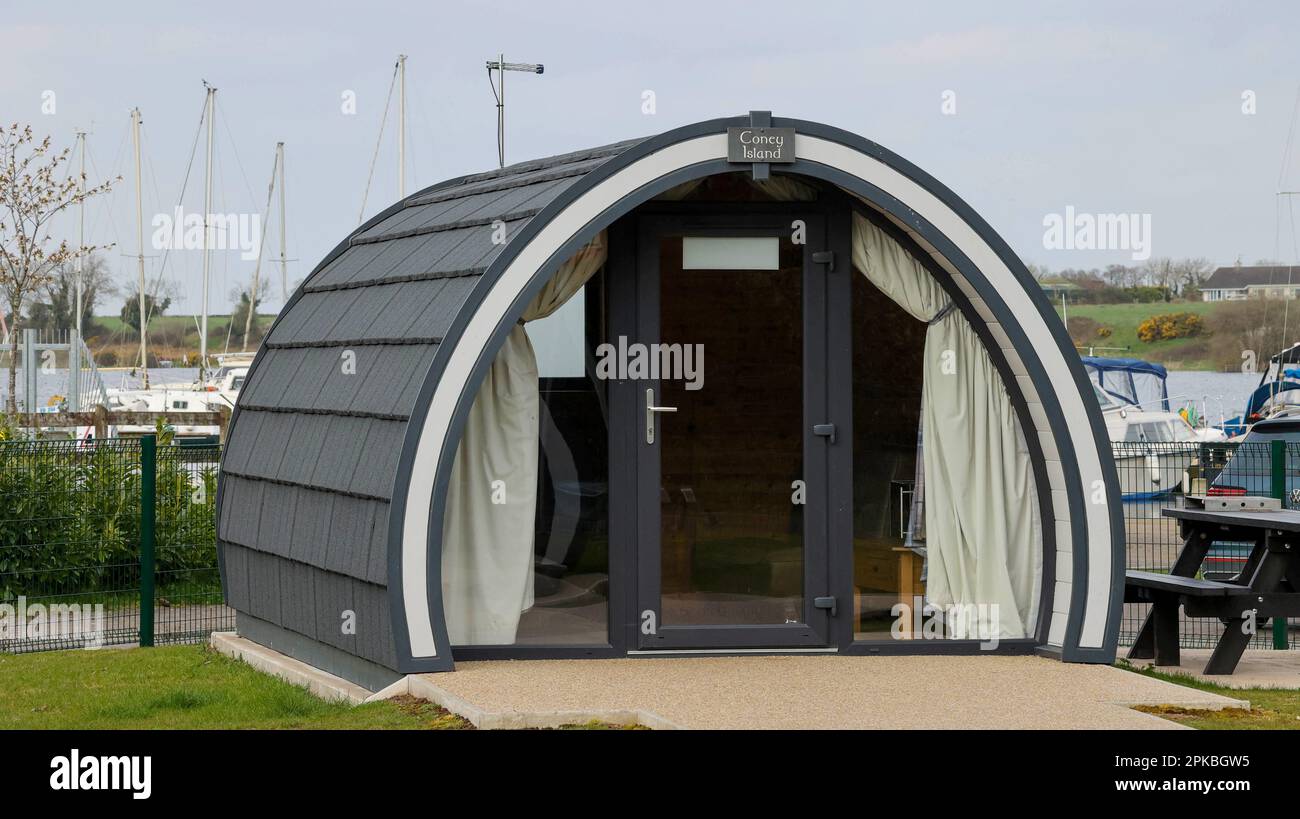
380,116,1125,673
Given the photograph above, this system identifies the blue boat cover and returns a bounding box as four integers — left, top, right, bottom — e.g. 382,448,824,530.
1081,356,1169,411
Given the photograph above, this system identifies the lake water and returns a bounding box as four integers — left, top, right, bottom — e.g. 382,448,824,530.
1164,370,1260,424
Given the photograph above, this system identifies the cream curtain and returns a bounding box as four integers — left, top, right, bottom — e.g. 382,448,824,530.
441,234,608,645
851,213,1041,638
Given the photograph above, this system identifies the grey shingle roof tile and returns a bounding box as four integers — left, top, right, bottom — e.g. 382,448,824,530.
405,277,477,338
360,280,447,339
353,580,394,666
319,285,404,342
306,242,389,290
313,570,356,654
238,411,295,480
219,136,635,645
287,287,366,340
355,197,464,241
349,420,405,498
325,495,369,576
256,481,298,559
221,412,262,474
277,559,318,640
289,488,334,567
366,508,388,586
220,542,250,611
395,342,439,414
245,549,283,624
308,414,369,491
279,415,330,486
263,285,326,343
218,475,264,547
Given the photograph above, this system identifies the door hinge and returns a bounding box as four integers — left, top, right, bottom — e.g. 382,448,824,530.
814,596,837,617
812,250,834,272
813,423,836,444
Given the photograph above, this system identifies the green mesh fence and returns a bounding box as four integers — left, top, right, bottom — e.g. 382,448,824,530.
0,436,232,653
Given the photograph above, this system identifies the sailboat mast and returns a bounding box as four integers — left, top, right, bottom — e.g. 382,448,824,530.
397,54,406,198
131,108,149,389
278,142,287,299
243,142,280,352
200,84,216,376
75,130,86,340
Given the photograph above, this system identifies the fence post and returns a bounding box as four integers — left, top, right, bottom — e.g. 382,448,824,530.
139,434,157,648
1271,438,1288,650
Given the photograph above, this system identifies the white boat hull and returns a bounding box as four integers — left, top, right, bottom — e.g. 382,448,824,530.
1112,449,1193,499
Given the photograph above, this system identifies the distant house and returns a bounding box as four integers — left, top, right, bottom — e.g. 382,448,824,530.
1037,278,1081,300
1201,265,1300,301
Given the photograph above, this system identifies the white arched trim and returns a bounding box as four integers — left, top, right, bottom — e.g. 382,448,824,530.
398,132,1114,660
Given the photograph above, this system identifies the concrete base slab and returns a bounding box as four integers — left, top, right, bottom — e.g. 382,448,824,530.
406,674,682,729
211,633,1253,729
210,632,381,705
411,655,1250,729
1125,649,1300,690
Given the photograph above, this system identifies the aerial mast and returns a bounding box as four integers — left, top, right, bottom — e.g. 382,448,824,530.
485,55,544,168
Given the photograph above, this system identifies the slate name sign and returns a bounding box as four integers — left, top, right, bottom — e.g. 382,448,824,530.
727,127,796,163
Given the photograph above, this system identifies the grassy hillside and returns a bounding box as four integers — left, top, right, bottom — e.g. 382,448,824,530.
1053,301,1221,369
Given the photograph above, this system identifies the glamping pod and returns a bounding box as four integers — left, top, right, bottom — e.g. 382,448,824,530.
217,113,1124,688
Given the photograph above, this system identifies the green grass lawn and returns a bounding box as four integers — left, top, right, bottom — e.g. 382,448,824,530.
1121,662,1300,729
0,645,471,729
0,644,644,730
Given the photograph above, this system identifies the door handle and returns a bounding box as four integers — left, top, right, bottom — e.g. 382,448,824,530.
646,388,677,444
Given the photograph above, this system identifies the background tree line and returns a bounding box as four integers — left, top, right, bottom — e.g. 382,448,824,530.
1030,257,1219,303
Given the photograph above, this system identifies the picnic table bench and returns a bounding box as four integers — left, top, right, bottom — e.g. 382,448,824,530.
1125,506,1300,674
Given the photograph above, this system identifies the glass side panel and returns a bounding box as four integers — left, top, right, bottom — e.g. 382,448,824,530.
850,268,928,640
446,276,609,646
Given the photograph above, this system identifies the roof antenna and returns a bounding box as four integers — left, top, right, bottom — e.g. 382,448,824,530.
485,54,543,168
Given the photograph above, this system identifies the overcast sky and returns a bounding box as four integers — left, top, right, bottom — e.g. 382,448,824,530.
5,1,1300,315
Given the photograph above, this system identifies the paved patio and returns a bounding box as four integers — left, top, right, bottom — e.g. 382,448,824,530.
408,654,1250,729
1126,649,1300,689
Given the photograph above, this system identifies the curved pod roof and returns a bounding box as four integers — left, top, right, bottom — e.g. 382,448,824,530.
217,115,1124,675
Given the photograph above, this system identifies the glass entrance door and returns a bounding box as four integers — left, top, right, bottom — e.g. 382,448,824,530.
635,214,831,649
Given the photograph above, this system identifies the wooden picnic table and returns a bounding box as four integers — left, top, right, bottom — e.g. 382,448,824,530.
1125,506,1300,674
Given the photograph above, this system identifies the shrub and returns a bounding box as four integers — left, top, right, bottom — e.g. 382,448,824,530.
1126,286,1168,303
1137,312,1203,343
0,440,218,602
1066,316,1115,346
